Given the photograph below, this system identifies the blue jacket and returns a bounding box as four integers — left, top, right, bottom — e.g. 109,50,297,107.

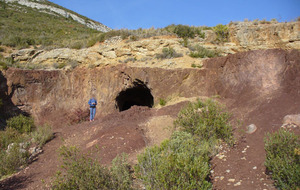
88,98,97,108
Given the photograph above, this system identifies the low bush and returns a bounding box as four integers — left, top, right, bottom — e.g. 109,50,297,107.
213,24,229,43
179,37,189,47
159,98,166,106
264,129,300,190
6,115,35,133
189,45,219,58
98,30,131,43
31,124,54,147
165,24,205,39
156,47,183,59
0,143,29,178
174,99,234,145
0,61,8,70
0,116,53,179
136,99,234,189
51,146,133,190
0,127,23,151
135,131,212,189
191,63,203,68
0,127,29,179
70,41,84,50
110,153,133,190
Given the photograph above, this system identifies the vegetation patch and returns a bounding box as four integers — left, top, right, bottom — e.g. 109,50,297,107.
213,24,229,43
159,98,167,106
135,99,234,189
155,47,183,59
51,146,133,190
0,1,100,49
165,24,205,39
191,63,203,68
189,45,220,58
0,114,53,179
7,114,35,133
264,129,300,190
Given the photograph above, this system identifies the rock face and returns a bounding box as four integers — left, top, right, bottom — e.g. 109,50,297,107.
1,49,299,126
10,21,299,69
228,21,300,50
4,0,111,32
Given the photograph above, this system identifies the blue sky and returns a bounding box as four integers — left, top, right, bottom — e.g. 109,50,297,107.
49,0,299,30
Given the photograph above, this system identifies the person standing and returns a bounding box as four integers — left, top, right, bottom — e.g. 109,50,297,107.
88,97,97,122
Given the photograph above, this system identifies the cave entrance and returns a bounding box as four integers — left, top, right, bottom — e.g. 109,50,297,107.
116,80,154,112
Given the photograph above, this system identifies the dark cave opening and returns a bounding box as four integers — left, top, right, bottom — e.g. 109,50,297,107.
116,81,154,112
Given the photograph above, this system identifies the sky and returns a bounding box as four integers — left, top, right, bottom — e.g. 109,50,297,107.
49,0,300,30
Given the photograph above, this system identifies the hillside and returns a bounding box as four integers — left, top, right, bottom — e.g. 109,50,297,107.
0,0,110,49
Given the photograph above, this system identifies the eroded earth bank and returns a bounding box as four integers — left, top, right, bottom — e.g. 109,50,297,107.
0,49,299,189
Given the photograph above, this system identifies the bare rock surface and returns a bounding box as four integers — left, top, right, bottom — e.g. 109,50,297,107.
283,114,300,126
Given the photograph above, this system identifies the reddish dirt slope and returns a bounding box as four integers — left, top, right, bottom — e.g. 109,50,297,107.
0,49,299,190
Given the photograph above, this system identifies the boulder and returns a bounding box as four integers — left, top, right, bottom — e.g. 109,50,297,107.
246,124,257,134
283,114,300,126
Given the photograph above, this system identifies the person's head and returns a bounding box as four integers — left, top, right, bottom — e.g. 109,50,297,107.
91,91,96,99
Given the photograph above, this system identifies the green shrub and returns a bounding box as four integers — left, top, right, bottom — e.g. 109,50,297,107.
98,30,131,43
0,127,23,151
159,98,166,106
0,116,54,179
51,146,133,190
0,144,28,178
52,62,67,69
260,19,271,24
129,35,139,41
110,153,133,190
174,99,234,145
213,24,229,43
70,41,84,49
179,37,189,47
136,99,234,189
7,115,35,133
0,61,8,70
31,124,54,147
191,63,203,68
86,37,98,47
135,131,212,190
156,47,183,59
174,24,195,38
0,128,29,179
189,45,219,58
264,129,300,190
165,24,205,39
